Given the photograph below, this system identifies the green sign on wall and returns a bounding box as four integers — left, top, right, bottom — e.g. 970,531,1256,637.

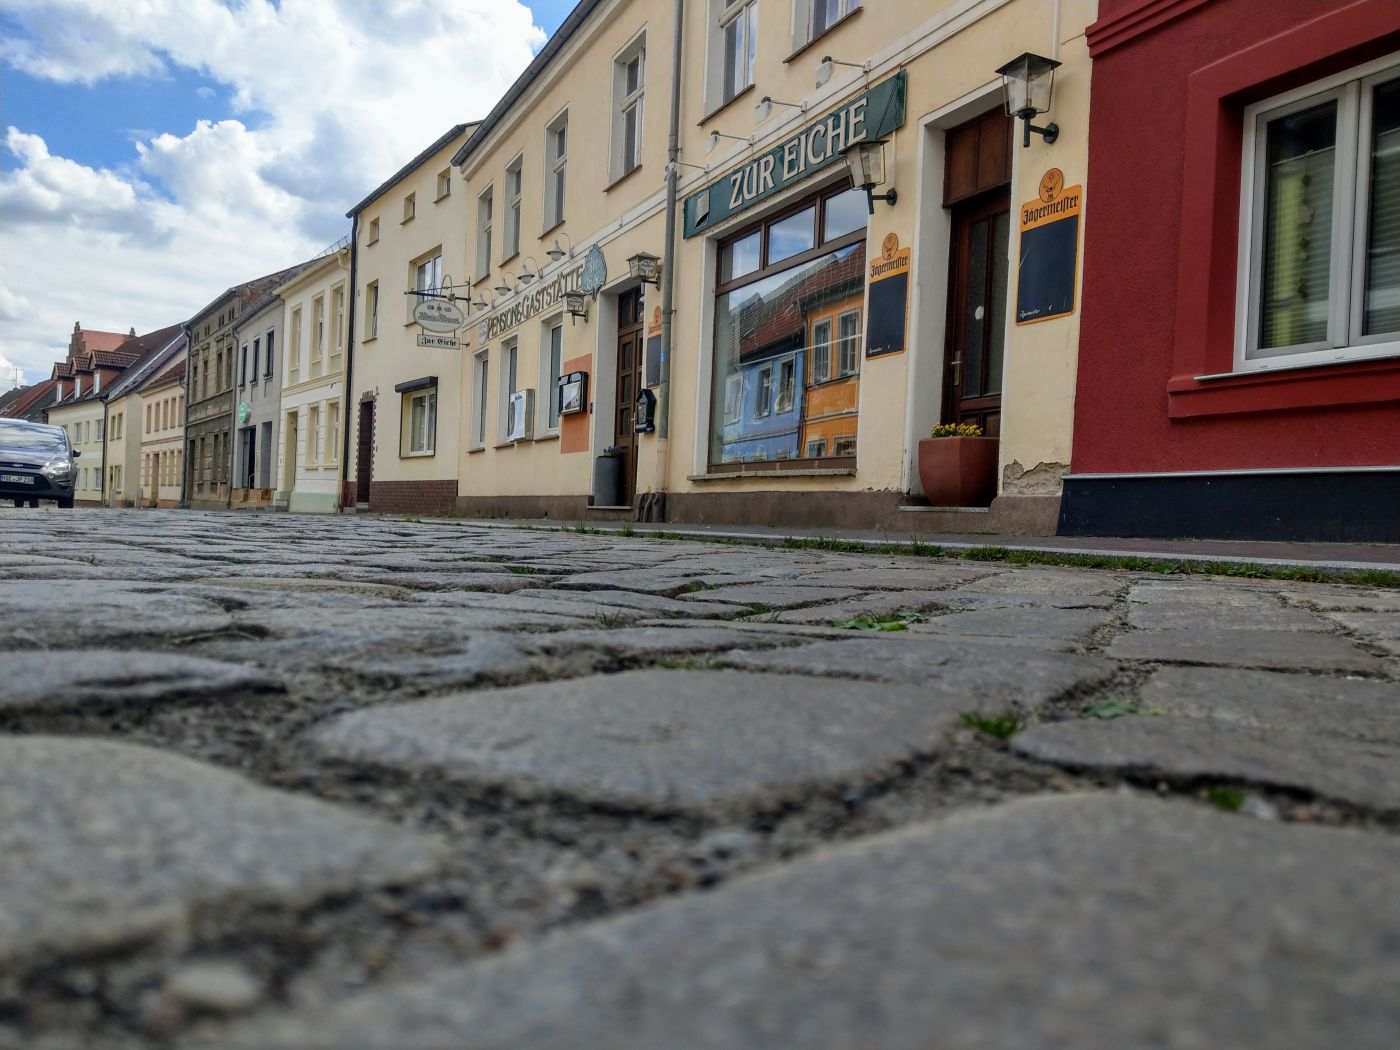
684,71,906,239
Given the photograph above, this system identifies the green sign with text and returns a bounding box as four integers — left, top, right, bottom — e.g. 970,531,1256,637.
684,72,906,238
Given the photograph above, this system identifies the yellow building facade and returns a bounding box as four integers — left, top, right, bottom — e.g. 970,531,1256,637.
350,0,1095,531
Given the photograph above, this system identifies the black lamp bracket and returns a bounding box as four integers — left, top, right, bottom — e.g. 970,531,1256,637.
862,185,897,214
1016,111,1059,148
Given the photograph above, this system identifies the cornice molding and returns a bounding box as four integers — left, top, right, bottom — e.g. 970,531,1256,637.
1086,0,1212,58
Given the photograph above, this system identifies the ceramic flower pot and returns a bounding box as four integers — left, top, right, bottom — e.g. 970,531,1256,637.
917,436,999,507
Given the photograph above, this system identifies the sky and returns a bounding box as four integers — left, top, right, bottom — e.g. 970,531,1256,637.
0,0,581,390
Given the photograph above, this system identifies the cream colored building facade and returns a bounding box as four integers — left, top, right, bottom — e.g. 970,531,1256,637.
101,331,186,507
47,389,106,504
276,247,351,513
351,0,1094,530
137,360,187,507
347,126,474,513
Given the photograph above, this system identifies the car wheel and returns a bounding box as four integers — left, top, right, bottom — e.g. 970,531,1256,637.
11,498,23,508
27,498,39,508
57,497,74,509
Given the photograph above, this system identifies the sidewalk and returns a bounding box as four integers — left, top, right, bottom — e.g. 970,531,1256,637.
449,517,1400,574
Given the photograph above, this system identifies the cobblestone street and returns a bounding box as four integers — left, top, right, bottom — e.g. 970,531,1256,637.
2,508,1399,1049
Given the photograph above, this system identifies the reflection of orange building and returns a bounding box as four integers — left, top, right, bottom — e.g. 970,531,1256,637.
799,290,863,458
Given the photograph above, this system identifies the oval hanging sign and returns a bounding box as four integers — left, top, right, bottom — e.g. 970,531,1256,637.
579,245,607,298
237,401,250,424
413,298,465,333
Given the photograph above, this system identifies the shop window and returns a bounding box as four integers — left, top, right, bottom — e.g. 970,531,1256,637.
708,183,867,469
504,155,523,260
1238,57,1400,372
613,34,646,180
545,111,567,228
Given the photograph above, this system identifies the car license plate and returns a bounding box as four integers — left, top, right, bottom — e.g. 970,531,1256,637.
1,474,34,484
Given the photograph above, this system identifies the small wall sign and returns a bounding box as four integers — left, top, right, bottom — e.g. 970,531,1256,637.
558,370,588,415
1015,168,1082,325
413,298,465,333
417,333,458,349
579,245,607,299
866,232,910,357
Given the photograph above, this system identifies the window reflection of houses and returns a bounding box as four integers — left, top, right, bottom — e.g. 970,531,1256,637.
712,185,868,468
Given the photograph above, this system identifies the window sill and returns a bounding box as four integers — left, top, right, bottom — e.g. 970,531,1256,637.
783,6,864,65
697,84,755,127
535,430,561,442
605,164,644,193
467,444,486,454
362,336,377,344
501,251,520,269
689,466,857,481
434,192,450,203
540,219,566,240
473,273,493,288
492,441,518,450
400,449,436,459
1167,354,1400,418
366,239,379,248
400,216,415,226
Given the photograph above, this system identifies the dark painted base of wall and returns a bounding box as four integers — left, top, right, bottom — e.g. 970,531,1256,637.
370,479,459,516
1059,471,1400,543
455,494,590,520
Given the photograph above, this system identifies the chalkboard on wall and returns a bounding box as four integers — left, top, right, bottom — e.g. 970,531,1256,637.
1016,176,1082,326
866,233,911,358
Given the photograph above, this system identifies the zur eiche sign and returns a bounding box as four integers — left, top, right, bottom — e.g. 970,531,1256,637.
683,72,906,237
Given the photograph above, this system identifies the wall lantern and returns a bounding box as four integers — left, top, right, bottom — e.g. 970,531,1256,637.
493,272,515,297
546,232,573,261
564,289,589,324
627,251,662,286
996,51,1061,148
704,129,752,155
754,95,807,124
518,256,541,284
814,55,868,89
470,294,488,311
840,139,896,214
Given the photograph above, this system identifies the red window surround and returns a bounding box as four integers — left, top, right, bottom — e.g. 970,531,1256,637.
1161,0,1400,418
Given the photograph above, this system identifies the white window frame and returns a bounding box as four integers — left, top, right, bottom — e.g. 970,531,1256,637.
330,283,345,369
411,250,443,323
1234,53,1400,374
541,316,565,432
723,373,742,424
811,317,832,382
612,32,646,181
367,217,380,244
544,109,568,229
288,307,302,382
712,0,758,111
498,339,519,442
754,363,773,417
366,281,379,340
436,167,451,201
476,185,494,279
402,192,416,223
793,0,859,50
471,349,490,450
310,295,325,377
837,308,862,375
504,154,523,260
775,356,796,413
403,388,437,456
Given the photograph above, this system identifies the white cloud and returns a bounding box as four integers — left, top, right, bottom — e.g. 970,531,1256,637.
0,0,545,380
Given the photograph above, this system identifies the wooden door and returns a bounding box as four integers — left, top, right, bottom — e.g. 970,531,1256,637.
613,288,644,505
943,192,1011,437
355,400,373,503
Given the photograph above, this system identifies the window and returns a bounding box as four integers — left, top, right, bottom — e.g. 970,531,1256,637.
240,345,248,387
412,251,443,322
838,308,862,375
716,0,758,108
795,0,859,49
545,112,568,228
331,284,345,370
306,404,321,465
265,331,275,377
755,365,773,416
366,281,379,340
403,192,416,223
436,168,451,200
476,186,494,278
811,318,832,382
504,156,523,259
709,183,867,467
545,319,564,430
471,350,490,448
1238,57,1400,371
310,296,325,378
289,307,302,382
367,217,380,244
327,401,341,463
251,337,260,383
405,389,436,455
499,339,519,440
613,35,645,179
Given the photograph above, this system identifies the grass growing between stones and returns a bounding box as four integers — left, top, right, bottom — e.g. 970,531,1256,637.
960,711,1025,740
1083,700,1140,720
832,611,927,632
1206,786,1246,812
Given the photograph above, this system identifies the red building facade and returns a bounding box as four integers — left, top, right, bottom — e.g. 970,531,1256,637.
1062,0,1400,541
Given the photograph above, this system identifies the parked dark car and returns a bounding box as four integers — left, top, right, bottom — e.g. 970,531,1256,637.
0,419,78,508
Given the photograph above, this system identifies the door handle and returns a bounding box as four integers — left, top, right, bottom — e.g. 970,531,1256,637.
950,355,962,384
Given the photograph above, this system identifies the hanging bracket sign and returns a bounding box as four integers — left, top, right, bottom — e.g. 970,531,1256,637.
683,71,906,237
579,245,607,300
413,298,465,333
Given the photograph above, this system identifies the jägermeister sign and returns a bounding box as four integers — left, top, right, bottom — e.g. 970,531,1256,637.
684,71,905,238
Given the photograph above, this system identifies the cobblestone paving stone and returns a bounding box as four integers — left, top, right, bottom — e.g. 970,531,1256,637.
0,507,1398,1048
